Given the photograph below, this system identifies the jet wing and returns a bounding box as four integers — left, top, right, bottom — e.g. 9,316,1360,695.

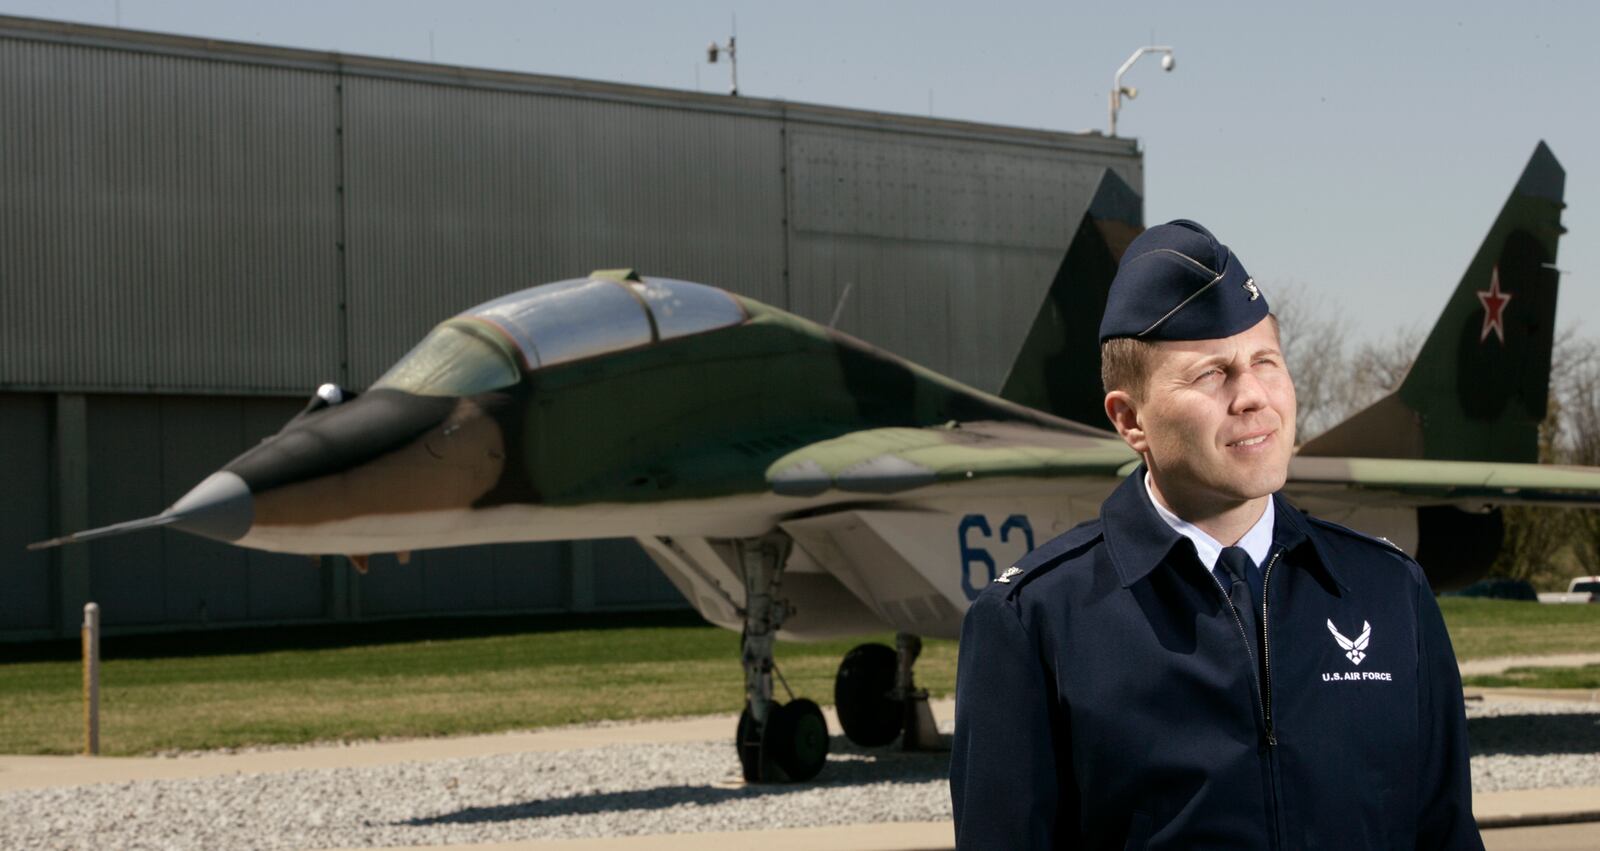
766,421,1136,496
1285,456,1600,509
766,422,1600,509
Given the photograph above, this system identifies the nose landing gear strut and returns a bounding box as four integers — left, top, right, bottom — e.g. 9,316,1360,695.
734,532,829,783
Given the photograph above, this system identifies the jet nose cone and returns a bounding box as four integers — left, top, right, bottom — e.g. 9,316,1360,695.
168,471,254,543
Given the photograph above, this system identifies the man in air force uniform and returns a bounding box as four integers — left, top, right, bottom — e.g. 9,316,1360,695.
949,220,1480,849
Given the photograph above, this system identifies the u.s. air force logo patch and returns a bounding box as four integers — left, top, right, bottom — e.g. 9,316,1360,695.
1322,618,1392,682
1327,619,1370,665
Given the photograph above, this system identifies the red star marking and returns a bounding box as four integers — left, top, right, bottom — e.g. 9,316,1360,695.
1477,266,1513,345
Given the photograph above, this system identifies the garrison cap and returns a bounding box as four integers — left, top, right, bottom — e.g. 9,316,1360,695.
1097,219,1267,342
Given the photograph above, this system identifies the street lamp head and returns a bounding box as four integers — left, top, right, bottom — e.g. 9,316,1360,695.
1161,53,1175,72
707,43,720,63
1120,85,1139,100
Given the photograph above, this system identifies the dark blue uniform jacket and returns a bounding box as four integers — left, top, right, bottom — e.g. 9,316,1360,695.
950,472,1481,850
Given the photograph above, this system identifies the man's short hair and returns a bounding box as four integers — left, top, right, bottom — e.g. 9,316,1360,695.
1100,314,1281,400
1100,337,1156,400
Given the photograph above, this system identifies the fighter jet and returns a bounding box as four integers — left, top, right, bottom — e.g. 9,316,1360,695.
32,142,1599,783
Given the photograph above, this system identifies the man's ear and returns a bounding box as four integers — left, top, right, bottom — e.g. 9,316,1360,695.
1104,391,1148,453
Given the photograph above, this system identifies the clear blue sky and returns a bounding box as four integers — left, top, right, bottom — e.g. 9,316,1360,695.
5,1,1596,345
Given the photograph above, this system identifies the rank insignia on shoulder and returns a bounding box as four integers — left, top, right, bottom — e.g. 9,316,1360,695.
995,566,1023,583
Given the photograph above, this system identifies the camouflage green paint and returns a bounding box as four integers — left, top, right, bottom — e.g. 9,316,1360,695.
999,169,1143,426
1289,456,1600,506
766,422,1136,496
1302,143,1565,463
480,298,1110,508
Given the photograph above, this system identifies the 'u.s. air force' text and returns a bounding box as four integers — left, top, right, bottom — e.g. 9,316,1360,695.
1322,671,1393,682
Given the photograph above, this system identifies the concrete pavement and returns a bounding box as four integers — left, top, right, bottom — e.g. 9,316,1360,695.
5,694,1598,850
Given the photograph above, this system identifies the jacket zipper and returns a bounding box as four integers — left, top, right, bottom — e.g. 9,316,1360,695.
1209,571,1263,724
1208,548,1285,742
1260,548,1283,746
1259,548,1286,851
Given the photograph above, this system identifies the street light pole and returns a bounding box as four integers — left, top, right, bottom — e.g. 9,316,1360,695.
1109,45,1175,136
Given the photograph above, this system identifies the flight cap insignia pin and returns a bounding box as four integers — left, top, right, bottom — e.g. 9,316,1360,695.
995,566,1023,583
1243,277,1261,301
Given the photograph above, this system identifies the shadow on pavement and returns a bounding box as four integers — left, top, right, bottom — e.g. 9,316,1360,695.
402,735,951,826
1469,713,1600,757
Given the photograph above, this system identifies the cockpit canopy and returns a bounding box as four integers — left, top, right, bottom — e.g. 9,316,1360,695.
373,273,747,397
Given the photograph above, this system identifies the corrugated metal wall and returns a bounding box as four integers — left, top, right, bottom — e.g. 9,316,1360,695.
0,395,53,633
785,128,1141,390
340,79,787,385
0,36,343,393
0,17,1140,640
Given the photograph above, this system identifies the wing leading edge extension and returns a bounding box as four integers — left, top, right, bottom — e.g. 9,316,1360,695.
768,423,1600,508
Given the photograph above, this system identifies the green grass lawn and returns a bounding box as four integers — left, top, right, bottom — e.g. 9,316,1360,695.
1436,597,1600,659
0,613,956,756
1463,663,1600,689
0,598,1593,756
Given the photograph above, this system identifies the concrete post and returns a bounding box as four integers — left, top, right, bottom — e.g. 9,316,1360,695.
82,602,100,756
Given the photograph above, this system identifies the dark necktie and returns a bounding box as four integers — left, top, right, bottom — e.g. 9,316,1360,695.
1217,546,1260,648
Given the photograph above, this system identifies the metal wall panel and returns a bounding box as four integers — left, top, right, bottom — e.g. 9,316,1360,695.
0,37,343,393
589,539,684,607
355,543,569,617
83,394,323,629
787,237,1060,392
786,127,1142,393
341,79,788,385
85,395,167,625
0,394,54,635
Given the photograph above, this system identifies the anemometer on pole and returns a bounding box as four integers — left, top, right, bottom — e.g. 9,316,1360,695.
1109,45,1175,136
706,17,738,95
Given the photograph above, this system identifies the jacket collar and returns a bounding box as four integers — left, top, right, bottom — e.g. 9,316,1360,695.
1102,468,1189,588
1271,493,1350,593
1103,467,1346,593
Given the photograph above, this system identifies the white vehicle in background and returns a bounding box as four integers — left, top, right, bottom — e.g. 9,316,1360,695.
1538,576,1600,604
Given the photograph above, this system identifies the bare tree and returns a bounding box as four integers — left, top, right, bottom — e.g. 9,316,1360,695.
1489,331,1600,586
1343,325,1424,410
1549,334,1600,573
1272,280,1425,443
1271,282,1353,440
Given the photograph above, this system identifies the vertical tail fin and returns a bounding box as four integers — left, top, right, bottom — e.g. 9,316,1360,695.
998,169,1144,426
1300,142,1566,461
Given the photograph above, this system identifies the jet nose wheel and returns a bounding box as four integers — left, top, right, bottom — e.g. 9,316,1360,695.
834,642,904,747
737,699,829,783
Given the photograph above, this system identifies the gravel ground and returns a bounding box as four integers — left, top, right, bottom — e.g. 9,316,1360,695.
2,700,1595,850
1466,697,1600,793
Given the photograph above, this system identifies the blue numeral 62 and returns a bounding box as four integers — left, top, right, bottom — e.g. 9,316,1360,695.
959,514,1035,600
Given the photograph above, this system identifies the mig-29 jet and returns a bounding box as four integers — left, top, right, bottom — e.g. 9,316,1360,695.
33,142,1600,783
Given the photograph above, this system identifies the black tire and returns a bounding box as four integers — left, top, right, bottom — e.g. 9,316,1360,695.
768,698,829,782
834,642,904,747
736,702,773,782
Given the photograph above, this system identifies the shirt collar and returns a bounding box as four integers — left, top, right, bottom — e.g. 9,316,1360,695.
1104,466,1330,589
1144,472,1274,570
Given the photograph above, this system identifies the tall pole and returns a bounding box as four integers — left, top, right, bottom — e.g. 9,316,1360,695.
82,602,100,756
1109,45,1175,136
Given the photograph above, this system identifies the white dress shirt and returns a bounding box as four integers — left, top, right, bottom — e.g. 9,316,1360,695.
1144,472,1274,580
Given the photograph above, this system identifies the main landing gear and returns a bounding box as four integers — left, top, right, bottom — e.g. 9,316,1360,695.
835,632,947,751
731,532,945,783
735,533,829,783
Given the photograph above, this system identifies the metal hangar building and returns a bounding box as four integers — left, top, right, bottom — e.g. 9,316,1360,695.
0,15,1143,642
